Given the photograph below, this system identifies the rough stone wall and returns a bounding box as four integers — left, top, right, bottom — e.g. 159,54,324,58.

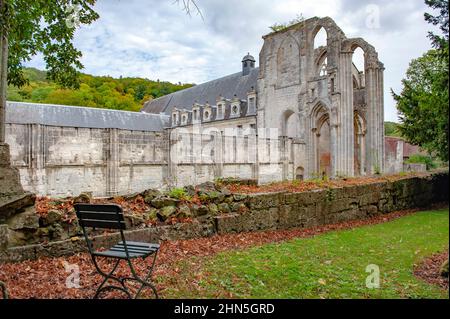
169,126,294,187
216,172,448,233
1,171,446,263
5,123,169,197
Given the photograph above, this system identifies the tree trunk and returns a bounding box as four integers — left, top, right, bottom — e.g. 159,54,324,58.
0,0,8,143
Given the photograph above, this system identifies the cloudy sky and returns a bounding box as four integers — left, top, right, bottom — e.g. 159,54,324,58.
27,0,440,122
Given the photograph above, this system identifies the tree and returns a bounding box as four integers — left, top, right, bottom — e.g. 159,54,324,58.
392,0,449,161
0,0,99,143
424,0,449,54
0,0,201,142
392,50,448,161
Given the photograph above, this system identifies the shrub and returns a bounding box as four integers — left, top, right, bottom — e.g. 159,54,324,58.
405,154,437,170
168,188,189,200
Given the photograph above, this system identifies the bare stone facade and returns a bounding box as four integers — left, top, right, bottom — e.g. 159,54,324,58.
256,17,385,178
5,17,387,197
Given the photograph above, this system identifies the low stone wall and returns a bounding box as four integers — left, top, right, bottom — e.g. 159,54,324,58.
215,171,448,233
1,171,448,263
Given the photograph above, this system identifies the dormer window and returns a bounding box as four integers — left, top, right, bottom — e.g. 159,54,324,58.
181,114,188,125
172,112,179,126
217,103,224,119
232,104,239,116
204,110,211,121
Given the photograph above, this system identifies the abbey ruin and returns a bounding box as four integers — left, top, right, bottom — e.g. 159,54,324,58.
3,17,387,197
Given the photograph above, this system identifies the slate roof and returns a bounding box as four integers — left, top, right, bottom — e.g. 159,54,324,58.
141,67,259,115
6,101,169,131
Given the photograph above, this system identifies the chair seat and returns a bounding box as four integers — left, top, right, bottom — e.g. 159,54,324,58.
93,241,160,259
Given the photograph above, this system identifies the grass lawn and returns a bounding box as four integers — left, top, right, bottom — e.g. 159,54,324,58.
159,208,449,299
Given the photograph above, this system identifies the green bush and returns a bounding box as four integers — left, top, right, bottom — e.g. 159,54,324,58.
405,154,437,170
168,188,188,200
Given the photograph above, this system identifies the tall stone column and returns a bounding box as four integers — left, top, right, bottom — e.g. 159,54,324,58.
337,51,355,177
365,62,384,174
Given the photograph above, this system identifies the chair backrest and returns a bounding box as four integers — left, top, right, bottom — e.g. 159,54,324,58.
74,204,130,256
74,204,126,230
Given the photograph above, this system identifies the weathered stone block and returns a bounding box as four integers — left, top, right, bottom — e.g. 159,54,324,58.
157,206,177,221
278,205,307,229
7,208,39,231
359,192,380,206
215,214,241,234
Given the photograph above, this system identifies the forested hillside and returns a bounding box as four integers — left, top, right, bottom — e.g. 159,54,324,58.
6,68,194,112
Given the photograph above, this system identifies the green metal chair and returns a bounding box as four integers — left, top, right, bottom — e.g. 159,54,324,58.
74,203,160,299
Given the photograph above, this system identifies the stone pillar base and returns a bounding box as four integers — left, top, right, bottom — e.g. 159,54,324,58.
0,143,36,222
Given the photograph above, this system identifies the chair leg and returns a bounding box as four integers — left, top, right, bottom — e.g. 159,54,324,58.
92,257,133,299
126,251,159,299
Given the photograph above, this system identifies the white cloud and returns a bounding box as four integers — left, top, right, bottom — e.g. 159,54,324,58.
25,0,439,122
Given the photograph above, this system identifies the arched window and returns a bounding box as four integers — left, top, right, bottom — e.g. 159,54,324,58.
319,57,328,76
352,47,365,73
313,27,327,49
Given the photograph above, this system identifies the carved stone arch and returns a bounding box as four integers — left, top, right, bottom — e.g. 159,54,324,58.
354,111,366,134
280,108,299,137
310,17,346,45
314,47,327,65
342,38,379,66
295,166,305,181
309,101,331,177
353,111,367,175
315,50,328,76
310,99,331,122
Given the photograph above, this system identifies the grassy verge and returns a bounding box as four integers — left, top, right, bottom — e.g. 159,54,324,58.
158,209,449,299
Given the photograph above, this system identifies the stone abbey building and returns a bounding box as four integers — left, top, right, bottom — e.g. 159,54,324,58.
144,16,385,180
4,17,386,197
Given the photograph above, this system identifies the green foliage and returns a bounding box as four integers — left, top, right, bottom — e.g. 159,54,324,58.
392,1,449,161
405,154,437,170
6,67,193,111
160,209,449,298
424,0,449,54
384,121,402,137
392,49,449,161
269,14,305,32
168,187,189,200
2,0,100,89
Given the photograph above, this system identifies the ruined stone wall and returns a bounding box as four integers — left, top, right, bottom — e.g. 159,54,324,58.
5,123,169,197
6,120,294,196
169,129,294,187
215,171,448,233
